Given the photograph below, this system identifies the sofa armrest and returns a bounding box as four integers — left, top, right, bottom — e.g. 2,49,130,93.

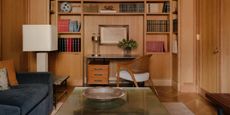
16,72,54,113
0,104,20,115
16,72,53,85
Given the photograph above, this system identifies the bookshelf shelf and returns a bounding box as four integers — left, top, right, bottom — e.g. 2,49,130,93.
58,0,81,2
83,13,145,16
146,52,170,55
83,0,144,3
146,32,170,34
146,13,170,15
58,32,81,34
58,13,82,15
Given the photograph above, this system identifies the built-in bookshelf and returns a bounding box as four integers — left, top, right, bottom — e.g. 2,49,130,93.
49,0,179,86
56,0,83,53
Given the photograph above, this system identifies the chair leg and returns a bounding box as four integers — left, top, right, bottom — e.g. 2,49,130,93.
148,78,158,96
117,75,120,87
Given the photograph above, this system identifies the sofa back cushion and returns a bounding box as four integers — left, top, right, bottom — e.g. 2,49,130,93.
0,60,18,86
0,68,9,90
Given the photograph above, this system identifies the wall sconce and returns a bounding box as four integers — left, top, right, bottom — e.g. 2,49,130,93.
92,33,100,56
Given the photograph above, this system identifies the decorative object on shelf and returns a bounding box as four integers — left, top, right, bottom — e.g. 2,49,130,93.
92,33,100,56
60,2,72,13
99,25,128,44
118,39,137,56
23,25,57,72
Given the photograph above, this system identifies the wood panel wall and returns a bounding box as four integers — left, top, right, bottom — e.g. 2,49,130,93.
1,0,28,71
0,0,2,59
26,0,50,72
198,0,221,93
179,0,196,92
220,0,230,93
84,16,144,56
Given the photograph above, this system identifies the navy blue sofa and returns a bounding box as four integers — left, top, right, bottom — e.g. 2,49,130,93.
0,72,53,115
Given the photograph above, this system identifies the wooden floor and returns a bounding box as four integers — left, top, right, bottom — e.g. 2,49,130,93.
58,86,217,115
156,86,217,115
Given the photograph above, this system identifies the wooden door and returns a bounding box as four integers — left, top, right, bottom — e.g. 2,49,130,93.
220,0,230,93
198,0,221,93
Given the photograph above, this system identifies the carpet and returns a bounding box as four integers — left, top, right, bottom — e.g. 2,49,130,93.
163,102,194,115
51,102,194,115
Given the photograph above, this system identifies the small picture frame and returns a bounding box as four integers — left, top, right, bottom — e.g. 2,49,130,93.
99,25,129,44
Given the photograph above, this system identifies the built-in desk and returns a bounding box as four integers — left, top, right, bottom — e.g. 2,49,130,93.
85,54,138,86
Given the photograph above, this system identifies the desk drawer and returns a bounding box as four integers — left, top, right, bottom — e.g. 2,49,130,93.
88,64,109,84
88,77,108,84
88,65,108,71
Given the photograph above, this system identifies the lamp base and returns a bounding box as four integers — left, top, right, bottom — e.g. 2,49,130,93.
36,53,48,72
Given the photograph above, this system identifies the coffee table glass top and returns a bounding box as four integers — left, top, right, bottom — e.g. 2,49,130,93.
56,87,169,115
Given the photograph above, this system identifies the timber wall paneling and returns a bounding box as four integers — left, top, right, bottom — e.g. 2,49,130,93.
220,0,230,93
179,0,196,92
1,0,28,71
0,0,2,60
198,0,221,93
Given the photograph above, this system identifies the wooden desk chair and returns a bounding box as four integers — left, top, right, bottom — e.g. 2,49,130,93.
116,54,158,95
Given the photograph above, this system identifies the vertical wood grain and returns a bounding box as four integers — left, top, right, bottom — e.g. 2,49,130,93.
220,0,230,93
179,0,196,91
198,0,220,93
1,0,28,71
0,0,2,60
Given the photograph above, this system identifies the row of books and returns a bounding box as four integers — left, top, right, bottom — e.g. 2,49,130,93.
147,20,170,32
147,2,170,13
58,38,81,52
162,2,170,13
146,41,165,52
119,3,144,13
58,19,81,32
173,19,178,32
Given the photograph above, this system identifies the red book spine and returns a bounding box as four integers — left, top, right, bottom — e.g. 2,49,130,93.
69,38,72,52
58,19,70,32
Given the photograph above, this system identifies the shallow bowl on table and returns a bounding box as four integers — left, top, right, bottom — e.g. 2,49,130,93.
82,87,126,101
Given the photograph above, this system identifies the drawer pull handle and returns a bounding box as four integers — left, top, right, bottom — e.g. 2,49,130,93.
94,80,102,82
94,74,103,76
94,68,103,70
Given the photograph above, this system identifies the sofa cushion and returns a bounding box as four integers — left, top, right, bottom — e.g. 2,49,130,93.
0,84,48,115
0,60,18,86
0,68,9,91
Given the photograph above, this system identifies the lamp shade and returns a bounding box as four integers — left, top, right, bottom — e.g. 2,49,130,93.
23,25,57,51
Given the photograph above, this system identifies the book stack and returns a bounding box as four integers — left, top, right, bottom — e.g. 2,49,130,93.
162,2,170,13
119,3,144,13
58,38,81,52
58,19,70,32
148,3,164,13
173,19,178,32
146,41,165,52
83,4,99,12
147,20,169,32
99,9,117,13
58,19,81,32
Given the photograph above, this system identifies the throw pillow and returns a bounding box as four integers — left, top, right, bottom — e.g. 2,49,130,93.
0,60,18,86
0,68,9,91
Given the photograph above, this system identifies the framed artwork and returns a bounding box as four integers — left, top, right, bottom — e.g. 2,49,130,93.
99,25,129,44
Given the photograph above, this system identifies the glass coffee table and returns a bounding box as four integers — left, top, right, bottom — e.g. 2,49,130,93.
56,87,169,115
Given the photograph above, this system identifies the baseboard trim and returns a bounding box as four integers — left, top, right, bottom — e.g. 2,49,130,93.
153,79,172,86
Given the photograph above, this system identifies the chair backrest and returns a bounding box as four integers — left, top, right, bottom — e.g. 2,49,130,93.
129,54,152,73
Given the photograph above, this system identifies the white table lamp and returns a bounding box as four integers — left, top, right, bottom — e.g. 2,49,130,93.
23,25,57,72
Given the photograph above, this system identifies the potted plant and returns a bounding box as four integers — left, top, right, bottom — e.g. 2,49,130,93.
118,39,137,56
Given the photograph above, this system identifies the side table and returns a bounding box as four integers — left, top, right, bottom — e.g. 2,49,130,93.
53,75,69,107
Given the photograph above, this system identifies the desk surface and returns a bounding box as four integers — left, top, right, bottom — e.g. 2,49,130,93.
56,87,169,115
86,54,139,59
